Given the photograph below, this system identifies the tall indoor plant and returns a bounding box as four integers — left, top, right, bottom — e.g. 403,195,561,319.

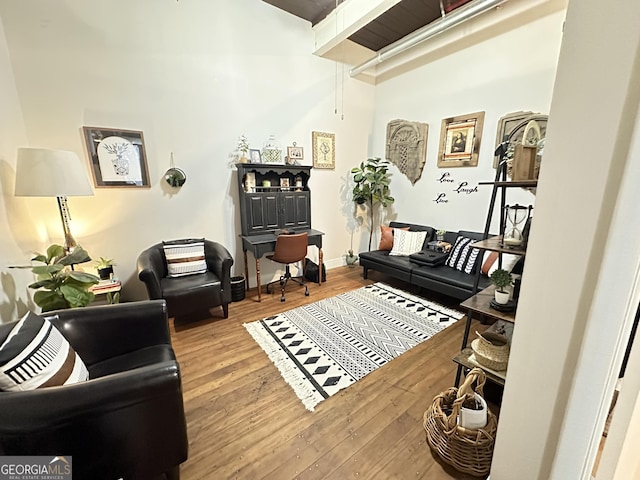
351,157,395,251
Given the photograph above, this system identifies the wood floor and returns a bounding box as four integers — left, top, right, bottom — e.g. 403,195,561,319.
169,266,487,480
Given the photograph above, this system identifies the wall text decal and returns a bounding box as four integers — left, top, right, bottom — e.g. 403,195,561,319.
434,193,448,204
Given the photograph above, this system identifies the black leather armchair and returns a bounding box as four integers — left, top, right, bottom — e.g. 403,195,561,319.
0,300,188,480
137,240,234,319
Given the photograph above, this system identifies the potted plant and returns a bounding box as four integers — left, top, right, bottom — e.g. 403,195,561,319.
28,244,100,312
436,229,446,241
351,157,395,251
237,134,249,163
95,257,115,280
346,249,358,267
490,268,512,304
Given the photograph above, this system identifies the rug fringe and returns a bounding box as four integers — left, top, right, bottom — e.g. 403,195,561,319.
243,321,322,412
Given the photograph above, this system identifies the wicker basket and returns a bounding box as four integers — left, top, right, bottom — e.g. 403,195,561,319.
423,368,498,476
471,331,510,371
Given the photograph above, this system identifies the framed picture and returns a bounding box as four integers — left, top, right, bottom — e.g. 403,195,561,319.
437,111,485,168
82,126,150,187
249,148,262,164
312,131,335,169
280,177,290,190
286,144,303,165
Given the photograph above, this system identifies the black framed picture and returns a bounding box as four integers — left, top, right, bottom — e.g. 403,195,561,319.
82,126,151,188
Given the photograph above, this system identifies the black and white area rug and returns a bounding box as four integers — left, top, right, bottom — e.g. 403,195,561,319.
244,282,464,411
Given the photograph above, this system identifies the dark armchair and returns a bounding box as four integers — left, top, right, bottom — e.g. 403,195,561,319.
0,300,188,480
137,239,234,319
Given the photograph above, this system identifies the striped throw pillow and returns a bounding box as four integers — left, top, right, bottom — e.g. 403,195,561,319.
163,239,207,277
445,236,481,274
0,312,89,391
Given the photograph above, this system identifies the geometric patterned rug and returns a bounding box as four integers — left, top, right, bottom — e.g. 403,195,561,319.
243,282,464,411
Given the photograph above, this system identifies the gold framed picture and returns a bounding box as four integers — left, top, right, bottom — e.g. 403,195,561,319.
437,111,485,168
312,131,335,169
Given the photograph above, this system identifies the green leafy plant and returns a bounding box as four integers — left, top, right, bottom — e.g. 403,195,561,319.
94,257,115,269
29,244,100,312
436,229,446,236
489,268,513,293
237,134,249,154
351,157,395,251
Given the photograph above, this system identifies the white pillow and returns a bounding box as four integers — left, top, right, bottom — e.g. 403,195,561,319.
389,229,427,256
480,251,522,276
163,239,207,277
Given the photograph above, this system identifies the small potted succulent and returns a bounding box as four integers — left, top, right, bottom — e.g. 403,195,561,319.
436,229,446,241
490,268,512,304
95,257,115,280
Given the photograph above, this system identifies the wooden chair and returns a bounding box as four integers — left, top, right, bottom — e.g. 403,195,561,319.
266,232,309,302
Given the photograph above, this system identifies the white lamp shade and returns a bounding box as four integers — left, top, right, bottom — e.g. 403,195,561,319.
15,147,94,197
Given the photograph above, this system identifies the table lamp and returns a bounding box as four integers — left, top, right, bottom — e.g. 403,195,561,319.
14,147,94,252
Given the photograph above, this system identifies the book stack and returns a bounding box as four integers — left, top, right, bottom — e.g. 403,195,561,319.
90,279,121,294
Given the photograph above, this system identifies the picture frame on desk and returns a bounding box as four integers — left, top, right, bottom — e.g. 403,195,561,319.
249,149,262,164
280,177,290,190
244,172,256,192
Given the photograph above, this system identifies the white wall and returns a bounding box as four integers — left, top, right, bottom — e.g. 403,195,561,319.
0,16,34,322
370,10,564,236
0,0,375,318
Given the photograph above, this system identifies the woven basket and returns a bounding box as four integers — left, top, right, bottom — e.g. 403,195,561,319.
423,368,498,476
471,331,510,371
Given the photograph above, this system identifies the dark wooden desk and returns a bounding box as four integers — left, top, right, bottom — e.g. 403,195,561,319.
241,229,325,302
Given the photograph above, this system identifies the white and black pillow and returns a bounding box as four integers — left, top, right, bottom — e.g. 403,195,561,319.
163,238,207,277
445,236,481,274
389,229,428,256
0,312,89,391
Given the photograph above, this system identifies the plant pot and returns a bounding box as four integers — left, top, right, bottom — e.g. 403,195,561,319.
97,266,114,280
494,289,510,305
459,393,488,429
346,253,358,268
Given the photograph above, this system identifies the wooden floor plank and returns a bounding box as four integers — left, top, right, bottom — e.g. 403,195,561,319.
170,266,490,479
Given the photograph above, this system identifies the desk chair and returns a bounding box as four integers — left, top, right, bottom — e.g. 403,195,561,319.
266,232,309,302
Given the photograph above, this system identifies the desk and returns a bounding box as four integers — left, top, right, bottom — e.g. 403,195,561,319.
241,229,324,302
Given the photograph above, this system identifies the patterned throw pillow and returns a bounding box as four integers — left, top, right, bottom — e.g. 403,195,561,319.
378,225,410,251
163,239,207,277
445,236,481,274
389,229,428,256
0,312,89,391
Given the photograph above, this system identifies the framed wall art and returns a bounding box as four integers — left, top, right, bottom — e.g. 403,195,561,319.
437,111,485,168
82,126,150,187
286,142,303,165
312,131,335,169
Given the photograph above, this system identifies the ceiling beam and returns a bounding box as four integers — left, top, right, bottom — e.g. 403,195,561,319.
313,0,402,57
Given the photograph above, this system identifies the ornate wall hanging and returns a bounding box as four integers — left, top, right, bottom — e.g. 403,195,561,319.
385,119,428,185
494,111,548,181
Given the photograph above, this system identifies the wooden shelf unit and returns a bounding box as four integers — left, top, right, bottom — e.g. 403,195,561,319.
453,163,536,387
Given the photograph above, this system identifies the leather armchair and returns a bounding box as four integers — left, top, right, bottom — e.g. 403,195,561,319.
137,240,233,319
0,300,188,480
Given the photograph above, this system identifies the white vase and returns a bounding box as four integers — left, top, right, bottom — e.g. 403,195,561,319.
494,289,510,305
